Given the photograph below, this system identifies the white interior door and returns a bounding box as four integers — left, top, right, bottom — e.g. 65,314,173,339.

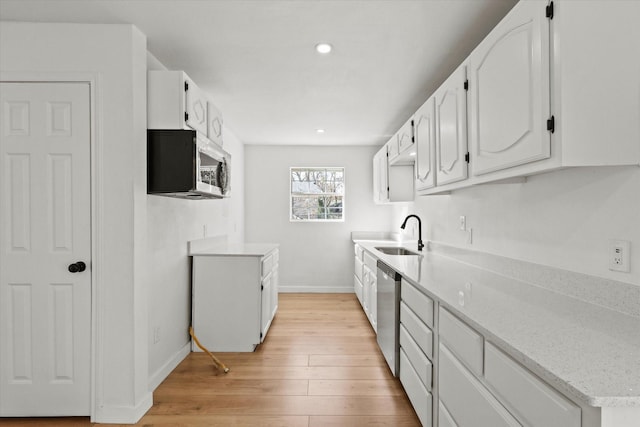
0,82,91,416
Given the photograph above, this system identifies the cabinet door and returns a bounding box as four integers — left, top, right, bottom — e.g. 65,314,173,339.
260,273,272,341
372,149,388,204
468,0,550,175
271,267,279,319
435,65,468,186
185,78,208,135
415,97,436,191
397,118,415,155
207,101,224,146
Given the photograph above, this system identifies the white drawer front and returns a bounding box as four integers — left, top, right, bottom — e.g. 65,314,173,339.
402,279,434,328
400,349,433,427
400,302,433,359
485,342,581,427
439,308,483,376
261,253,274,278
364,251,377,271
400,324,432,390
439,343,521,427
354,244,364,260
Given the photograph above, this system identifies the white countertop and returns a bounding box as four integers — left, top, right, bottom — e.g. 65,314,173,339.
189,239,279,257
355,239,640,408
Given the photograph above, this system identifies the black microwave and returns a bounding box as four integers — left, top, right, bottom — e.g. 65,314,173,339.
147,129,230,199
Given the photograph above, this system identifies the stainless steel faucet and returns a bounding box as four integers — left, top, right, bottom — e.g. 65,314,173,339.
400,214,424,251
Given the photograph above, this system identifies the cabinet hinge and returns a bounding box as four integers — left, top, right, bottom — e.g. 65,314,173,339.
387,186,390,192
464,80,469,91
184,112,189,122
546,1,554,19
411,119,414,127
547,115,555,133
464,152,470,163
184,81,189,91
261,285,264,291
260,332,263,339
411,136,415,143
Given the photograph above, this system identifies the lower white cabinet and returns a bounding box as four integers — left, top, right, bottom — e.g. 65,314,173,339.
363,251,378,332
191,248,279,352
400,349,433,427
439,343,521,427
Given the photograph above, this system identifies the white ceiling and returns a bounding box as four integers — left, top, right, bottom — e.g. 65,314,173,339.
0,0,517,146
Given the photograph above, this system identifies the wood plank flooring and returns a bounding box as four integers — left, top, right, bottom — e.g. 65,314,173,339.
1,293,420,426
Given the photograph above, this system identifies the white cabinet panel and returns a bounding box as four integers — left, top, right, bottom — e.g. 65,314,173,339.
400,349,433,427
485,342,581,427
435,64,468,186
401,280,434,328
439,307,483,376
400,302,433,359
415,97,436,191
400,324,432,390
439,343,521,427
468,0,550,175
207,101,223,146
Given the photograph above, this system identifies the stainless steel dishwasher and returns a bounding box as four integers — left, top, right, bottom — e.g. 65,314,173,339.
376,260,401,376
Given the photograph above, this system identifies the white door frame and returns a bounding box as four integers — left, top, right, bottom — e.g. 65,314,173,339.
1,71,103,421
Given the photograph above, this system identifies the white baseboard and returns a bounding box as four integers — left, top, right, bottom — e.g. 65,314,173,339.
279,286,354,293
92,391,153,424
148,342,190,392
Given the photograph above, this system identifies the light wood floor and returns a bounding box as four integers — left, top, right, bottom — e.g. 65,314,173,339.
2,293,420,426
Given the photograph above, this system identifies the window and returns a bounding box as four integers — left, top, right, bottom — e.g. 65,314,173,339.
290,167,345,221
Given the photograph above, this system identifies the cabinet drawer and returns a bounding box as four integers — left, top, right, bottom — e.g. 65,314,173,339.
261,253,274,278
400,349,433,427
400,302,433,359
439,308,483,376
485,342,581,427
439,343,520,427
354,244,364,261
399,324,432,390
401,280,434,328
363,251,377,271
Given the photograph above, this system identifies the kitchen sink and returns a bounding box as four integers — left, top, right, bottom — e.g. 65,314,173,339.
375,247,421,256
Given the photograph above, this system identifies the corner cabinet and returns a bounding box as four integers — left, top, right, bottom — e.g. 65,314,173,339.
373,141,414,204
191,247,279,352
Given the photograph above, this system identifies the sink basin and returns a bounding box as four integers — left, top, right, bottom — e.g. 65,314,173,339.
375,246,421,256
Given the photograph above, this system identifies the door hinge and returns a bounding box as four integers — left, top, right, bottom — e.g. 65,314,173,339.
464,80,469,91
546,1,554,19
547,115,555,133
184,81,189,91
184,112,189,122
465,152,470,163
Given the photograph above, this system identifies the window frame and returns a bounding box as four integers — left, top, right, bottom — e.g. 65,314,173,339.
289,166,345,223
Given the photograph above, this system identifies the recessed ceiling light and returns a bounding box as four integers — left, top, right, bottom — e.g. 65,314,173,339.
315,43,332,54
316,129,326,134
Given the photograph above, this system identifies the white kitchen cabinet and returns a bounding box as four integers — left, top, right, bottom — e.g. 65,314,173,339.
439,343,521,427
373,144,414,204
389,117,416,165
363,251,378,332
435,64,468,186
400,349,433,427
206,100,224,146
414,97,437,192
148,70,208,135
354,244,365,306
191,248,279,352
467,0,551,176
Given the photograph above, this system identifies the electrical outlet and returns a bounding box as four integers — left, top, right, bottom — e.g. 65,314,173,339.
459,215,466,231
153,326,161,344
609,240,630,272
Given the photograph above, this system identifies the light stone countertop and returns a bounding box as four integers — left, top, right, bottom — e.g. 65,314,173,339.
354,239,640,408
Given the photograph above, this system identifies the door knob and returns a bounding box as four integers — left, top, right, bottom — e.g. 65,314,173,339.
68,261,87,273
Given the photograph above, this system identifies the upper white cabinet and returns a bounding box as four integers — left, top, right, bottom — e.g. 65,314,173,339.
373,142,414,204
207,100,224,146
435,64,468,186
414,97,436,192
467,0,550,176
148,70,208,135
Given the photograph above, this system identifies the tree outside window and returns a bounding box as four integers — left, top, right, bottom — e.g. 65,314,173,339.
290,167,345,221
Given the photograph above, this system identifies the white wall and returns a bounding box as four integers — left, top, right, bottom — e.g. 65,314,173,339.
146,128,244,386
392,166,640,286
1,22,151,421
245,145,391,292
